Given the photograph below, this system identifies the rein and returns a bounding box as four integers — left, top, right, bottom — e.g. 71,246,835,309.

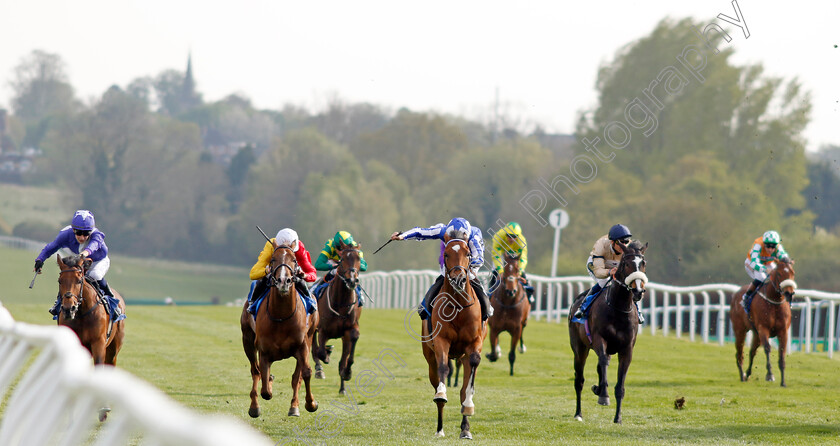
264,245,300,323
758,266,796,305
442,239,476,309
325,248,361,318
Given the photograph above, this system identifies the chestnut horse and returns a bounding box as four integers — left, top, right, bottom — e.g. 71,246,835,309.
730,260,796,387
56,254,125,366
240,242,319,417
312,243,363,395
485,252,530,376
421,236,485,439
569,241,648,424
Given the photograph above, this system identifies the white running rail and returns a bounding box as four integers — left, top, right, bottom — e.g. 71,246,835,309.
359,270,840,358
0,301,273,446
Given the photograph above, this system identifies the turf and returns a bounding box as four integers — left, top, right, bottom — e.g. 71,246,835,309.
3,304,839,445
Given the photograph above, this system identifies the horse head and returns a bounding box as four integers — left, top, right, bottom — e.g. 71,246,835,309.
770,259,797,302
57,254,92,320
268,242,298,294
502,251,522,299
336,242,362,291
443,235,471,293
615,241,648,303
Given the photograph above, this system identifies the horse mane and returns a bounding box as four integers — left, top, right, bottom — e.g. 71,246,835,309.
626,240,644,252
62,254,84,267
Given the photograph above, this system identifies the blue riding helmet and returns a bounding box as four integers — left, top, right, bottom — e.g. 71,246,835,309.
608,224,632,241
71,210,96,231
446,218,472,239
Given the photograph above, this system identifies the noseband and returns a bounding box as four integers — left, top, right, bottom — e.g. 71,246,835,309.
267,245,298,290
59,264,101,318
444,239,471,291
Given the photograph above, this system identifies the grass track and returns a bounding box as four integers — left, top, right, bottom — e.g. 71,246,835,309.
4,304,840,445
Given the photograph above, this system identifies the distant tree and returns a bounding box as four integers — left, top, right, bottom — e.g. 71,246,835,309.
226,144,256,211
804,159,840,232
9,50,78,122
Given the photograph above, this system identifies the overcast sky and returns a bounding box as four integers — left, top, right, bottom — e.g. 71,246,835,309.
1,0,837,151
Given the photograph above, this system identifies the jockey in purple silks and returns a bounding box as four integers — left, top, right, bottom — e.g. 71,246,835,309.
390,217,493,321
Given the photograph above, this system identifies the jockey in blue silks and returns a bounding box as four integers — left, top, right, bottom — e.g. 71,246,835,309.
390,217,493,321
34,210,124,321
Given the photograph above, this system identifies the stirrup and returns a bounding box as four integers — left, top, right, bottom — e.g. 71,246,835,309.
573,308,584,319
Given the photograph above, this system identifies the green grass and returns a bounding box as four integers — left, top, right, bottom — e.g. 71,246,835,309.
3,304,839,445
0,245,248,305
0,183,74,234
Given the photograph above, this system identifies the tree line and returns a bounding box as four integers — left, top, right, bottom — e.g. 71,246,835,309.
2,18,839,291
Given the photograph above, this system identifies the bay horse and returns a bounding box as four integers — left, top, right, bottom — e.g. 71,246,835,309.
485,251,530,376
312,242,363,395
421,235,485,439
568,241,648,424
240,242,319,417
56,254,125,366
730,259,796,387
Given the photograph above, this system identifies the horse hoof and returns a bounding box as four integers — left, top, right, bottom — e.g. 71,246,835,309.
339,389,347,395
288,407,300,417
598,397,610,406
519,345,527,354
433,392,448,403
460,430,473,440
574,415,583,422
434,430,445,438
591,385,600,395
248,407,261,418
485,353,497,362
261,391,272,401
98,407,111,422
766,375,775,382
315,370,326,379
306,401,318,412
461,404,474,416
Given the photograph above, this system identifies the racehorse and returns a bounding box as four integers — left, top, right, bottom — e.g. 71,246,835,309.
56,254,125,366
421,235,486,439
730,259,796,387
240,242,319,417
312,242,363,395
568,241,648,424
485,251,530,376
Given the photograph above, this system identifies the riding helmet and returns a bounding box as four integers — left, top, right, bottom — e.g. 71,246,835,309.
446,218,472,239
275,228,300,251
71,210,95,231
503,222,523,238
608,224,632,241
333,231,357,247
763,230,781,244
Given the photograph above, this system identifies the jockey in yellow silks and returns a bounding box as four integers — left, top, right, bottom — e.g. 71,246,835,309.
488,222,534,303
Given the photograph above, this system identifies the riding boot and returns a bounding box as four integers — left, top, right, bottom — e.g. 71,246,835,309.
635,301,644,324
49,295,61,316
573,283,603,320
742,279,762,316
295,279,316,314
521,274,536,304
355,286,365,306
249,278,268,303
471,278,493,320
98,278,114,297
418,275,445,320
98,278,122,318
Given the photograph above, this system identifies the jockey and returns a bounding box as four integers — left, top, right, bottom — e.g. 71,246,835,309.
390,217,493,321
742,230,791,315
311,230,368,305
34,210,123,320
245,228,318,315
572,224,643,324
488,222,535,303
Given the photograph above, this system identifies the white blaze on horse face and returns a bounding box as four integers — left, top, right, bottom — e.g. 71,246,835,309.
451,244,461,252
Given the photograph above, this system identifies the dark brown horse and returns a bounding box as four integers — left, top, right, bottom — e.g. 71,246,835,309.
569,241,648,424
421,236,485,439
312,242,363,395
486,252,530,376
56,254,125,366
730,260,796,387
240,242,319,417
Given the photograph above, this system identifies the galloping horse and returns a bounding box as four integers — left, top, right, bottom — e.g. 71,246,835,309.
312,242,363,395
730,260,796,387
568,241,648,424
240,242,319,417
421,235,485,439
485,251,530,376
56,254,125,366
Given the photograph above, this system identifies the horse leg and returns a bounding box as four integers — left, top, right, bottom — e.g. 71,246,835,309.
288,355,302,417
485,326,500,362
241,314,261,418
519,315,527,353
259,353,274,402
591,342,611,406
89,340,107,365
509,326,522,376
733,323,747,382
746,330,760,380
758,328,775,382
338,327,360,395
299,343,319,413
459,350,480,439
433,341,451,403
423,341,446,437
777,328,788,387
613,347,634,424
312,328,326,379
572,345,589,421
454,360,461,387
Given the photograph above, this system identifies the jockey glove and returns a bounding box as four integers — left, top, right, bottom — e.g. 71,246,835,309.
34,259,44,272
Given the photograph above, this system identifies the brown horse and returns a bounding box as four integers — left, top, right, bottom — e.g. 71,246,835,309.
421,236,485,439
730,260,796,387
569,241,648,424
312,242,363,395
240,242,319,417
485,252,530,376
56,254,125,366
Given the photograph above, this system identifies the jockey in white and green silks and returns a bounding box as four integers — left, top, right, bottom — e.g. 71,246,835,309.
742,230,791,315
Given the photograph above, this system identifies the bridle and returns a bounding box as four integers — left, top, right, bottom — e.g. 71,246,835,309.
326,246,361,317
264,245,299,322
607,250,648,312
759,262,797,305
443,238,475,308
59,263,102,319
499,254,526,308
